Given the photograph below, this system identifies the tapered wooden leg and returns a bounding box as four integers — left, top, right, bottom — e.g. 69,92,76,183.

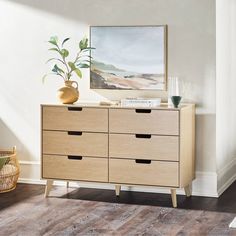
44,180,53,198
170,189,177,208
184,185,192,197
66,181,69,188
115,185,121,196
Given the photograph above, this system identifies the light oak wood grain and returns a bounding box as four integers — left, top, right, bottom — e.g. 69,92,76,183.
43,155,108,182
115,185,121,196
43,106,108,132
171,189,177,208
43,131,108,157
179,104,195,187
109,159,179,187
44,180,53,197
109,134,179,161
184,185,192,197
192,105,196,179
109,109,179,135
41,103,190,110
41,103,195,208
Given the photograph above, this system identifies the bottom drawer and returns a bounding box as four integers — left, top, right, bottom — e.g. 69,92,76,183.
109,159,179,187
42,155,108,182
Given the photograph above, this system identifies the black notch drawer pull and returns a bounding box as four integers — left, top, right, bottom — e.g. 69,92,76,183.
68,131,82,136
68,156,83,160
135,109,151,113
135,159,151,164
68,107,83,111
135,134,151,139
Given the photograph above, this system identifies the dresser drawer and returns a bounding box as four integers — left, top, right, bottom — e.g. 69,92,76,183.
42,155,108,182
109,109,179,135
109,134,179,161
42,106,108,132
43,131,108,157
109,159,179,187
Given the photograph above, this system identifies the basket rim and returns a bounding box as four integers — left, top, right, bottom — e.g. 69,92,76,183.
0,147,16,155
0,185,17,193
0,154,13,158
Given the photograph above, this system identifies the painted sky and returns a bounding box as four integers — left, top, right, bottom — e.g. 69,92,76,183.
90,26,165,74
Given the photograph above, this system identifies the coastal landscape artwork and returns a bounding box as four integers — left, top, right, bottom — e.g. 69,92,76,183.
90,26,167,90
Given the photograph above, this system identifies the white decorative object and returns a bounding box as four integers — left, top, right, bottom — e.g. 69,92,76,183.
168,77,180,106
229,217,236,228
120,98,161,108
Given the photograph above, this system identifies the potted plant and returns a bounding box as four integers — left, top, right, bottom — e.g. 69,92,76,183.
43,36,93,104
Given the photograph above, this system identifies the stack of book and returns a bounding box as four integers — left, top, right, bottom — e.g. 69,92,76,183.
120,98,161,107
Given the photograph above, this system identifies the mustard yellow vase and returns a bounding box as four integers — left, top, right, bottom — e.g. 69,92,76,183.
57,81,79,104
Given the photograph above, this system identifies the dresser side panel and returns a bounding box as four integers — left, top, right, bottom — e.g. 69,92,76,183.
179,105,195,187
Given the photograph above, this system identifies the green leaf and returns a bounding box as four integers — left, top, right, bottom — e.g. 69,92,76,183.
68,61,76,70
46,58,64,64
60,49,69,58
77,55,93,60
81,47,95,52
48,36,58,46
61,37,70,47
77,63,90,68
75,68,82,78
79,37,88,50
42,74,48,84
52,64,64,74
48,48,60,53
81,60,91,63
46,58,55,63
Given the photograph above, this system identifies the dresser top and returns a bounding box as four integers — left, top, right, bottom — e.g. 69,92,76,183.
41,102,194,111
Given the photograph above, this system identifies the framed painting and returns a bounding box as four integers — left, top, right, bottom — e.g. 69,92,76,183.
90,25,167,90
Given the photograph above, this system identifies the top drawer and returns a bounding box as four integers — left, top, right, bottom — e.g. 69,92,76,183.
42,106,108,132
109,109,179,135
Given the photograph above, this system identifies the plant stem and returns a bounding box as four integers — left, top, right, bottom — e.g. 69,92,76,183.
62,57,70,80
55,43,70,81
74,49,82,64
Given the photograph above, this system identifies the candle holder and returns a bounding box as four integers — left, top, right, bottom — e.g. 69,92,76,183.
168,77,182,107
171,96,182,108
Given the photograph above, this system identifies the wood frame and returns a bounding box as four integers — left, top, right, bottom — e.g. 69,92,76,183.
89,25,168,91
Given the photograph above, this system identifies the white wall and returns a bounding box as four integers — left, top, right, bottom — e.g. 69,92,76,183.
0,0,217,196
216,0,236,194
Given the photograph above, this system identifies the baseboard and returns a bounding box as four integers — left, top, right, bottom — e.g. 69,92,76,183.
18,161,219,197
18,178,46,185
19,160,40,165
192,171,218,197
217,158,236,196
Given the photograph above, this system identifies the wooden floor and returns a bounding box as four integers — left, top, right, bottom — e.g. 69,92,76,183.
0,182,236,236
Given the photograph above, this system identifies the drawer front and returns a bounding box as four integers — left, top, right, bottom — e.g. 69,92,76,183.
42,106,108,132
109,134,179,161
43,131,108,157
109,159,179,187
109,109,179,135
43,155,108,182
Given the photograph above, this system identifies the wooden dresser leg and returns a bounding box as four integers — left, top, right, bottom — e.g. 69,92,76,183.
184,185,192,197
115,185,121,196
170,189,177,208
66,181,69,188
44,180,53,198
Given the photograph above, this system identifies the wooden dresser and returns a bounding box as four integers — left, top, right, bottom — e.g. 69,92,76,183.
41,103,195,207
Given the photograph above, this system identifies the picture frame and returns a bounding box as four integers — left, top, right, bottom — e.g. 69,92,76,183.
90,25,168,90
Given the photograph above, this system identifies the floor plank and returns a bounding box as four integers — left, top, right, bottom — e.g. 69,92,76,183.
0,182,235,235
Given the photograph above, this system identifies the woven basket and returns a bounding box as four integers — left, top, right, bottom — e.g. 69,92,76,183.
0,147,20,193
